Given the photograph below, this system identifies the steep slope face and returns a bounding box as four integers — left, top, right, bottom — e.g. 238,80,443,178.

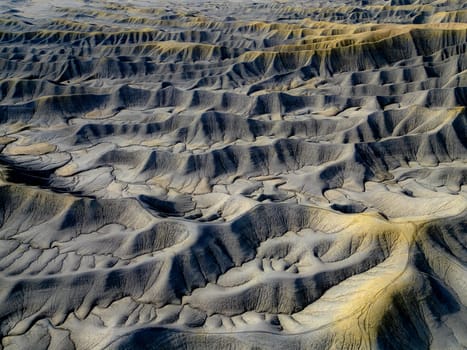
0,0,466,349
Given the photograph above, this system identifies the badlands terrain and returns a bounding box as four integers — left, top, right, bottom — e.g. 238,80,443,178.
0,0,466,349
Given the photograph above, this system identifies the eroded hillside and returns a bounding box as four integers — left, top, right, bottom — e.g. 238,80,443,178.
0,1,466,349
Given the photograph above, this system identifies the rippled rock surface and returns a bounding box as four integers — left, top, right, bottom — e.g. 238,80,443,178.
0,0,466,349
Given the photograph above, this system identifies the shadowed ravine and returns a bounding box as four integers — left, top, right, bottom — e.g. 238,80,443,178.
0,0,466,349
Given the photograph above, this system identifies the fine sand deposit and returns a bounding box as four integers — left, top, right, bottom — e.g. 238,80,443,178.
0,0,466,349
